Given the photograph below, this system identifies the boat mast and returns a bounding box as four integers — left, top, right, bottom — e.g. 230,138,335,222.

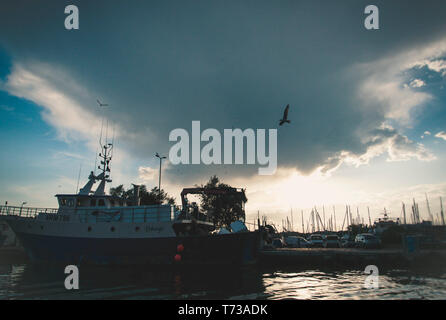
440,197,445,226
333,206,337,232
425,193,433,223
322,205,326,230
401,202,406,225
94,142,113,196
368,206,372,227
348,205,353,226
311,209,315,233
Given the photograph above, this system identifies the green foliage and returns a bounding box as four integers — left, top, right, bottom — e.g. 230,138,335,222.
109,184,176,205
198,175,247,229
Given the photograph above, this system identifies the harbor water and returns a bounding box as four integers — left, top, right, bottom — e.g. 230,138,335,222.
0,262,445,299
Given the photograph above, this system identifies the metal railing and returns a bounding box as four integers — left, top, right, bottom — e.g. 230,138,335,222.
0,204,180,224
0,204,214,225
0,205,58,218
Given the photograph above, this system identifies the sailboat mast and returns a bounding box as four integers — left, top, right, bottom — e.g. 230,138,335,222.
402,202,407,225
323,205,326,230
440,197,445,226
425,193,433,223
367,207,372,227
348,206,353,226
341,206,347,231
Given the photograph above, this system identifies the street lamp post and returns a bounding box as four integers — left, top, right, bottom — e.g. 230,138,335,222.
155,153,167,204
20,201,27,216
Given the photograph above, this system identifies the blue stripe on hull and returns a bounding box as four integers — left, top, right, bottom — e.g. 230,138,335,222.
16,232,261,266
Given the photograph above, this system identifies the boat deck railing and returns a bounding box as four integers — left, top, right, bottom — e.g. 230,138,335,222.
0,204,183,223
0,205,58,217
0,204,217,225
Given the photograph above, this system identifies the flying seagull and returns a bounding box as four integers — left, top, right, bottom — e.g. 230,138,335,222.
97,99,109,107
279,104,290,126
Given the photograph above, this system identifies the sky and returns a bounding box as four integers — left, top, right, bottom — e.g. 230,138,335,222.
1,0,446,230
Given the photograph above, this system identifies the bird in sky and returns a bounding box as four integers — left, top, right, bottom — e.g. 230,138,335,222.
279,104,291,126
96,99,109,107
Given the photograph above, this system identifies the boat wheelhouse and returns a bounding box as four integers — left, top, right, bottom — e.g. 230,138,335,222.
373,211,400,235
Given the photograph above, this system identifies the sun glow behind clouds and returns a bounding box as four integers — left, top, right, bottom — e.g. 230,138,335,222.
266,171,350,209
242,172,446,230
229,168,352,211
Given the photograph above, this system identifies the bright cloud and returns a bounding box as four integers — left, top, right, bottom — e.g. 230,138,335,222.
355,41,446,124
435,131,446,141
413,58,446,77
138,166,158,182
409,79,426,88
2,62,104,146
0,61,143,195
317,124,435,175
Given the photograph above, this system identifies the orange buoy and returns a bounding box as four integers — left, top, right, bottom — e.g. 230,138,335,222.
174,254,182,262
177,244,184,252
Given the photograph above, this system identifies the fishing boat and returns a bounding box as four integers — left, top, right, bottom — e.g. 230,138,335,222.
0,141,260,266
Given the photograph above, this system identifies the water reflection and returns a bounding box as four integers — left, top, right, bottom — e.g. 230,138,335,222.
261,266,446,300
0,263,445,300
0,264,265,300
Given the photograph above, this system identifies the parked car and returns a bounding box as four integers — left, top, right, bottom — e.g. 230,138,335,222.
355,233,381,249
272,238,286,248
324,235,341,248
308,234,324,248
285,236,310,248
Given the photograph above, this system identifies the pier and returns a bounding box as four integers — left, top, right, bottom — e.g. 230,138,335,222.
259,248,446,268
2,245,446,270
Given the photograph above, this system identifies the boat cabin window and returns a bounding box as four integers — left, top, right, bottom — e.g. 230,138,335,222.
90,199,96,207
110,199,115,206
98,199,105,207
59,198,75,207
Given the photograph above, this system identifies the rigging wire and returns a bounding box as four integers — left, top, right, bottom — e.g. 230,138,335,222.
75,163,82,194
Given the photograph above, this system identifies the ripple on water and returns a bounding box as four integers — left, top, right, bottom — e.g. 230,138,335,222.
0,263,445,300
261,269,446,300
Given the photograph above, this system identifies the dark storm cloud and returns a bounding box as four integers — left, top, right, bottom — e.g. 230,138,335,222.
1,0,445,184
